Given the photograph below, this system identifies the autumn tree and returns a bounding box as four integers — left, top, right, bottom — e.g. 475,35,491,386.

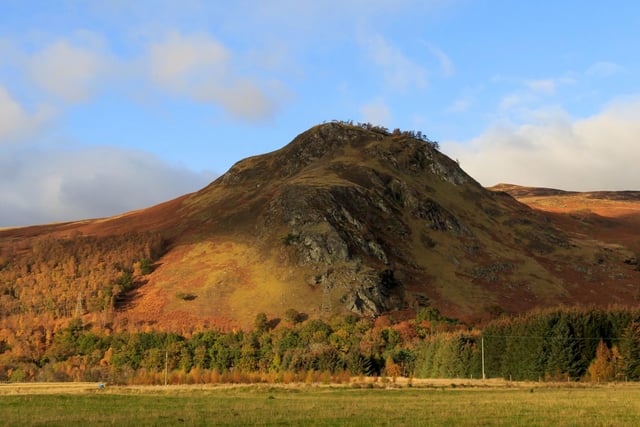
382,355,398,378
587,341,619,382
284,308,303,325
254,313,269,334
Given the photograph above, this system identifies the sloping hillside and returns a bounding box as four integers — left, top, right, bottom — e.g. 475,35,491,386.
491,183,640,261
1,123,639,333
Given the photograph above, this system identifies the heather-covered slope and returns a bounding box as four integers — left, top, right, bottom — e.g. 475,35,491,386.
1,123,639,332
117,122,640,328
491,183,640,268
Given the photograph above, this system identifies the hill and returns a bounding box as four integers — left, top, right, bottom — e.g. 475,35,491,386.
1,123,639,334
490,183,640,252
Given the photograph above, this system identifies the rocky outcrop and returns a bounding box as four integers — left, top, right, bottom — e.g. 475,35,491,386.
252,124,484,316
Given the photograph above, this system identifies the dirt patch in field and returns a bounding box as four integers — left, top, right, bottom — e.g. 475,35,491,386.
0,382,104,395
2,377,636,396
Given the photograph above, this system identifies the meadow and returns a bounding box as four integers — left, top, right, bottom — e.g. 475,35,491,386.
1,380,640,426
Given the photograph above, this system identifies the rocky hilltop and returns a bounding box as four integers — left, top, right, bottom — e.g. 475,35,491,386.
1,122,639,330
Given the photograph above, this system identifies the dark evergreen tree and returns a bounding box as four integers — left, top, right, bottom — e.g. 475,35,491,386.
620,321,640,379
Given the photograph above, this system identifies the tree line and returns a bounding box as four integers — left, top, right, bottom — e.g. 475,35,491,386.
0,308,451,383
3,306,640,384
328,120,440,149
415,306,640,382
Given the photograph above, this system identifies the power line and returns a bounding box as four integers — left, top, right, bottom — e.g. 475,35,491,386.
483,334,622,342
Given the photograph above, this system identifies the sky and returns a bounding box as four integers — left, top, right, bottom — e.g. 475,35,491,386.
1,1,639,227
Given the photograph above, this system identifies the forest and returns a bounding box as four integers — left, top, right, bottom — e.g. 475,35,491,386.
2,305,640,384
0,231,165,320
1,233,640,384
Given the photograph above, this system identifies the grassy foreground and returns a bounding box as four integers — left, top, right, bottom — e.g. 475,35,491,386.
1,381,640,426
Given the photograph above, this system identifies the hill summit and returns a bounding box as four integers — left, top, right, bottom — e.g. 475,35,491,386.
1,122,639,330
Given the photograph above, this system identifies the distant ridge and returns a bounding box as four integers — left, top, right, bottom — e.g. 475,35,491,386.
489,183,576,198
492,183,640,201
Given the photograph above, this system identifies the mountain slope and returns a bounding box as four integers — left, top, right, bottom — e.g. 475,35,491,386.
491,183,640,258
124,122,640,328
1,123,639,331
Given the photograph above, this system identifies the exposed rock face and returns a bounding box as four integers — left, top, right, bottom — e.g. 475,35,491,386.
271,183,404,315
415,199,464,233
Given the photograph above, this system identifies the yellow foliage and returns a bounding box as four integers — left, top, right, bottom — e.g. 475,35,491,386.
587,341,621,382
385,355,402,378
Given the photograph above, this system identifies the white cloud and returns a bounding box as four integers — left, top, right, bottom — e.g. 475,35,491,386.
0,145,214,227
360,32,428,91
426,43,454,77
360,98,391,125
0,85,52,143
447,85,483,114
447,96,473,113
526,79,555,95
3,30,284,121
499,91,537,110
148,31,229,89
147,31,282,121
0,86,31,140
197,79,279,121
28,38,110,103
586,61,624,78
496,75,577,120
443,99,640,191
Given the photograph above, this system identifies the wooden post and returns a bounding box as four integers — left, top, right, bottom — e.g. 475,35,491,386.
164,350,168,386
481,336,486,380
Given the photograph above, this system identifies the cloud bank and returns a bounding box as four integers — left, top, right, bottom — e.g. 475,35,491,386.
443,99,640,191
0,146,214,227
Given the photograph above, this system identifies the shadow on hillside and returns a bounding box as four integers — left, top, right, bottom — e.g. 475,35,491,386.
114,279,149,311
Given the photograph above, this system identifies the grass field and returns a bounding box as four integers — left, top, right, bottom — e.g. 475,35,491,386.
1,380,639,426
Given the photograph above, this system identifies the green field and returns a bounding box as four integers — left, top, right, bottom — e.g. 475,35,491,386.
1,381,639,426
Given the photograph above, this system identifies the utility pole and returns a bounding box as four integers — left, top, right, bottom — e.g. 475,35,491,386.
75,292,84,318
164,350,168,386
481,335,486,381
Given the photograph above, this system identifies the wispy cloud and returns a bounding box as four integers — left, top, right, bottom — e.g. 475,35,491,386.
525,79,556,95
3,30,287,123
360,98,391,125
425,43,454,77
0,85,53,143
27,36,111,103
498,91,538,111
148,31,229,90
147,31,284,121
497,75,576,116
447,95,473,113
359,32,428,91
586,61,624,78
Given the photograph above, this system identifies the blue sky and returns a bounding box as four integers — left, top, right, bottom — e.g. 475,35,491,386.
1,1,639,226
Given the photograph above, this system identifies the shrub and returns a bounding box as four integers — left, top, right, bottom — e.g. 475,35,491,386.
176,293,197,301
282,233,298,246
